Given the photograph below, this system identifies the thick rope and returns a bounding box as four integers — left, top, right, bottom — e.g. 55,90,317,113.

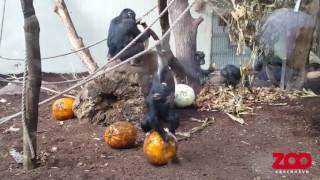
294,0,301,12
0,0,195,125
0,77,75,97
137,4,158,22
21,62,35,158
0,38,107,61
0,4,158,62
0,76,82,85
0,0,6,49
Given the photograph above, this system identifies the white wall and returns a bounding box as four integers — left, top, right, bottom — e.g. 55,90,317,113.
0,0,212,74
191,5,213,70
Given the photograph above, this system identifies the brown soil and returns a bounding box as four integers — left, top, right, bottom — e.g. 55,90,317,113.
0,74,320,180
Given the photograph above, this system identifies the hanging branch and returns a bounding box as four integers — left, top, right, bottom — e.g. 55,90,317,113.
54,0,98,73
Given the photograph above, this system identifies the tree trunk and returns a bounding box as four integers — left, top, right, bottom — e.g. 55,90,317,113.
168,0,203,87
317,6,320,57
20,0,41,170
158,0,170,50
158,0,170,35
54,0,98,73
317,26,320,57
157,0,197,90
259,8,317,90
285,25,315,90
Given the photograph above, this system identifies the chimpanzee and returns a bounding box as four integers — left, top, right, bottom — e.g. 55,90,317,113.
194,51,215,84
107,8,151,62
220,64,241,87
220,64,253,90
306,63,320,72
254,55,282,86
195,51,215,75
265,64,282,86
195,51,205,66
140,43,179,142
254,56,269,81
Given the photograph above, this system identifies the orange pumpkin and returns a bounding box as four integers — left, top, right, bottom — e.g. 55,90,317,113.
104,121,137,149
51,98,75,121
143,131,177,166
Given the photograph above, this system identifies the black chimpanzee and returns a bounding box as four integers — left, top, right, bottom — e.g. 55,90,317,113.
254,55,282,86
220,64,241,87
194,51,215,84
195,51,205,66
140,43,179,142
220,64,252,90
107,8,151,62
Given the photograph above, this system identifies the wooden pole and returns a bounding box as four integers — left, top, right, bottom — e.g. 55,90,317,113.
20,0,41,170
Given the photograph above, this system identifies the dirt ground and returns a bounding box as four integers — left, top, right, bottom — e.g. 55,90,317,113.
0,74,320,180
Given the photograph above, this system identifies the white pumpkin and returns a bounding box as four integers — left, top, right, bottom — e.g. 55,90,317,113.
174,84,195,108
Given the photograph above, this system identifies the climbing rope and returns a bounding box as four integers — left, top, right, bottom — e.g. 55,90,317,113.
0,0,6,49
0,76,83,85
0,38,107,61
0,4,158,62
0,0,196,125
21,59,35,158
137,4,158,22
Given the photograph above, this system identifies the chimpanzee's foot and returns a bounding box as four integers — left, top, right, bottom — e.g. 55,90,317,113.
166,131,178,143
145,132,151,137
171,153,181,164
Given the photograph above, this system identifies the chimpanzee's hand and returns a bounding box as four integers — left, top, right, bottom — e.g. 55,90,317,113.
157,132,169,143
145,132,151,137
137,19,147,28
166,131,178,143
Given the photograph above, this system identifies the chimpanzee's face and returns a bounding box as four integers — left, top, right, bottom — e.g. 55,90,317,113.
120,8,136,20
152,83,170,101
195,51,205,65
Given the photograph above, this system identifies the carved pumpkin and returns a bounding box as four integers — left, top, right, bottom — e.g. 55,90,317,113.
104,121,137,149
51,98,75,121
143,131,177,165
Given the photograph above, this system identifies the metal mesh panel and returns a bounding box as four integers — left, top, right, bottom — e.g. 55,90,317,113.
211,14,251,69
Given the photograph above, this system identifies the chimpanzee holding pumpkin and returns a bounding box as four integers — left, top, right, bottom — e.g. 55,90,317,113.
140,43,180,142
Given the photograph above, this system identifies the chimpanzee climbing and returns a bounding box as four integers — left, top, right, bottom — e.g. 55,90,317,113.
107,8,152,62
140,43,179,142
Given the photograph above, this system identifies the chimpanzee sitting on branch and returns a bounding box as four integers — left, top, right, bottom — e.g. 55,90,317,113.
107,8,158,65
140,43,179,142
